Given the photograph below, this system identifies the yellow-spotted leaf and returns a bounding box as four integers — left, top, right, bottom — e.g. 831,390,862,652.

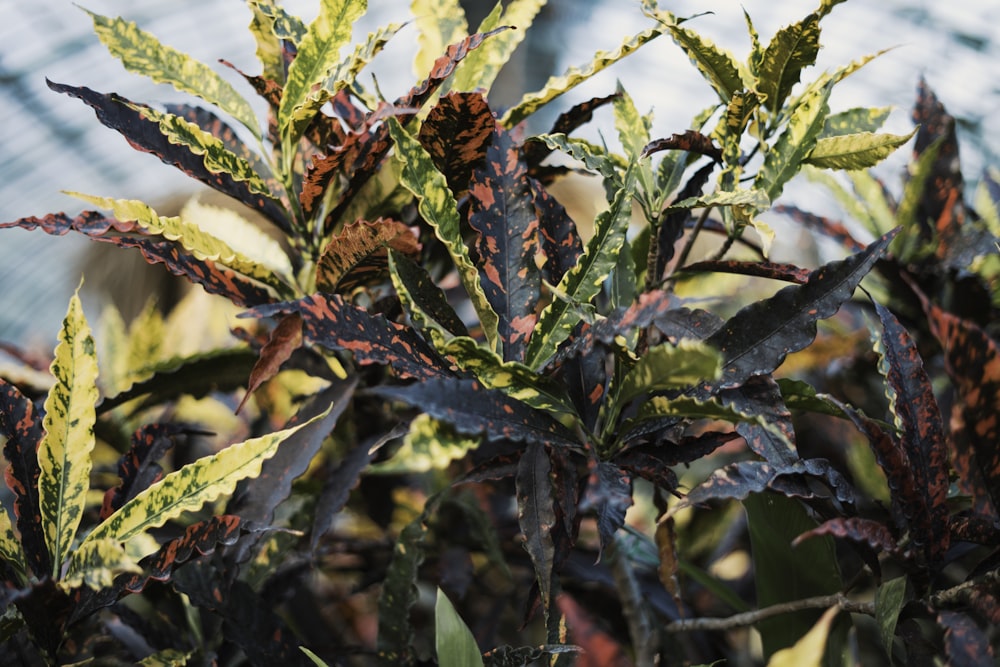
63,536,141,590
38,286,99,578
667,188,769,212
278,0,365,152
248,0,307,83
81,407,331,549
69,194,293,296
804,129,916,170
85,9,261,140
388,118,500,352
412,0,468,78
450,0,545,95
138,648,196,667
0,508,28,585
127,104,273,197
668,22,745,104
501,25,665,128
119,298,167,389
370,414,480,474
819,106,893,138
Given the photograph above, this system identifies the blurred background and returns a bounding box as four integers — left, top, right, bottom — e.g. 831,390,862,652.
2,0,999,346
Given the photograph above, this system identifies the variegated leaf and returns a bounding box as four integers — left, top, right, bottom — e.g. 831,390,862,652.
501,26,665,128
370,414,479,474
81,407,330,550
316,218,420,294
63,536,141,590
450,0,545,95
667,22,745,104
667,188,769,211
411,0,467,78
525,168,637,370
614,339,722,408
278,0,366,151
804,129,916,170
389,250,469,349
418,92,495,195
247,0,289,83
820,106,893,138
757,13,821,113
85,9,261,139
530,133,621,182
0,507,28,584
39,286,99,578
388,118,501,352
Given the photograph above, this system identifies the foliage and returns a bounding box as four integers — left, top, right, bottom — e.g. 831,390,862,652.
1,0,998,665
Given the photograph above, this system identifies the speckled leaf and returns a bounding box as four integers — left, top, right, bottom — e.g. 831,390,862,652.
502,26,664,128
250,294,448,380
411,0,467,78
63,536,140,590
38,287,99,578
316,218,420,294
939,611,994,667
517,441,556,611
101,424,184,520
681,258,812,284
389,118,500,351
166,103,276,186
236,313,302,414
755,82,831,203
920,293,1000,520
641,130,723,162
389,250,469,348
717,376,798,466
525,169,637,370
707,229,895,389
666,188,769,212
524,93,619,168
419,91,495,195
872,302,950,563
85,9,261,139
0,506,27,585
375,378,577,446
911,78,965,245
81,408,329,547
0,380,50,578
580,461,632,558
819,106,892,138
530,133,620,182
804,129,916,170
533,180,583,286
793,517,898,554
278,0,365,149
757,13,820,112
247,0,299,82
370,415,477,474
667,22,744,104
450,0,543,95
468,122,542,362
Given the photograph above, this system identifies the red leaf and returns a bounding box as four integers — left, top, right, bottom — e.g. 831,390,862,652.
236,313,303,415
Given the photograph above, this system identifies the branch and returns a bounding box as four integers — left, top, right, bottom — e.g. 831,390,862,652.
664,593,874,633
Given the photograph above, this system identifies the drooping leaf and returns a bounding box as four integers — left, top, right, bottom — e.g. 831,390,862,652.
436,588,485,667
793,516,898,554
803,129,916,170
872,301,950,563
81,407,331,550
680,258,812,284
707,229,896,389
641,130,722,162
419,91,495,195
517,441,556,612
757,13,821,113
316,218,420,294
526,169,637,370
46,81,289,230
236,313,303,415
524,93,619,168
0,380,50,578
667,188,769,212
101,424,185,520
388,117,501,352
875,576,907,658
667,22,744,104
374,378,577,447
278,0,365,150
250,294,449,380
529,133,621,182
502,26,665,128
85,9,262,139
468,123,543,362
38,286,99,578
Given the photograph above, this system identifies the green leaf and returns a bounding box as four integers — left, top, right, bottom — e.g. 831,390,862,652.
804,129,916,170
893,138,944,261
411,0,468,78
86,9,261,140
668,22,745,104
81,407,330,550
389,250,468,349
38,285,99,578
875,576,907,657
62,536,141,590
502,26,665,128
803,166,897,238
766,606,839,667
525,168,637,370
436,588,485,667
0,508,27,585
247,1,287,83
278,0,366,151
755,82,832,203
530,133,622,182
388,118,500,352
819,106,893,138
300,647,332,667
757,13,821,113
137,648,195,667
614,339,722,411
451,0,545,95
668,188,770,211
370,414,480,474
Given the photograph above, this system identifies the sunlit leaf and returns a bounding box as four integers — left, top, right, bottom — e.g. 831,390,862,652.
316,218,420,294
755,82,831,202
0,507,28,585
371,414,479,474
757,13,821,113
436,588,484,667
419,91,495,195
804,129,916,170
766,606,839,667
63,536,140,590
450,0,545,95
667,22,744,103
411,0,467,78
819,106,892,138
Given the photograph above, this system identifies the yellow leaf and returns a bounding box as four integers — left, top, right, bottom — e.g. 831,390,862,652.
766,606,839,667
38,284,99,578
411,0,468,78
63,536,141,590
0,508,28,585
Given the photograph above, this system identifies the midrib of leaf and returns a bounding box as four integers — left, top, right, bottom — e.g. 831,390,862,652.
38,286,99,578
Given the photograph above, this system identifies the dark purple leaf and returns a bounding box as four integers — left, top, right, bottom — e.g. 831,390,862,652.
517,441,556,609
532,177,582,286
938,611,994,667
641,131,723,162
683,458,855,509
580,461,632,558
101,424,185,520
389,251,469,338
680,259,812,284
717,375,798,466
524,93,619,169
656,161,715,280
792,517,898,553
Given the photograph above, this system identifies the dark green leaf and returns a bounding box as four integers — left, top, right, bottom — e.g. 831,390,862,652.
517,441,556,611
875,576,907,658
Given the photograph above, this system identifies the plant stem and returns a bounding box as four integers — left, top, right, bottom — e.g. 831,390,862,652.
663,593,874,633
673,207,713,272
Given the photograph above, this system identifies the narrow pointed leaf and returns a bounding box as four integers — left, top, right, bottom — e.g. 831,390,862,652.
793,517,898,553
316,218,420,294
667,188,769,211
707,229,896,389
38,287,99,578
389,250,469,348
533,179,583,286
236,313,303,415
580,462,632,558
875,576,907,657
526,169,637,370
755,83,832,202
468,122,542,362
911,78,965,244
278,0,365,148
667,23,744,103
0,380,50,578
517,441,555,611
0,506,28,585
411,0,467,78
502,26,664,128
63,536,140,590
247,0,293,82
450,0,544,95
757,13,821,112
530,132,621,182
101,424,184,520
641,130,722,162
819,106,893,138
81,407,331,548
436,588,485,667
804,129,916,170
375,378,577,446
680,258,812,284
86,9,261,139
377,502,433,665
389,117,500,351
